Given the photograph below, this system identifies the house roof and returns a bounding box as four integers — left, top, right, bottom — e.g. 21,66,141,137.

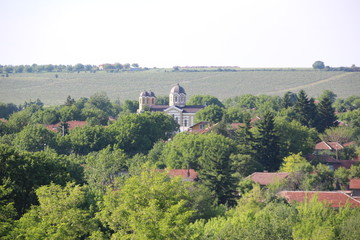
248,172,289,185
189,121,209,129
343,141,356,147
314,141,344,150
314,141,333,150
149,105,169,112
45,121,87,132
279,191,360,208
349,179,360,189
180,105,205,113
306,154,336,162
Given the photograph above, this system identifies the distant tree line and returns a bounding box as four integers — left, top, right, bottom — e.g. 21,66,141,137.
0,63,145,75
312,60,360,72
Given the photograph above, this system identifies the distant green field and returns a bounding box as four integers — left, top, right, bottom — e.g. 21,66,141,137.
0,70,359,106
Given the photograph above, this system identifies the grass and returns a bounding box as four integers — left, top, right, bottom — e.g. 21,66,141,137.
0,70,359,106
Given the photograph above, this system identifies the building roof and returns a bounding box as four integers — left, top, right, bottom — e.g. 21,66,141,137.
306,154,336,162
248,172,289,185
314,141,344,151
189,121,209,129
349,179,360,189
45,121,87,132
170,83,186,94
140,91,155,97
149,105,169,112
181,105,205,113
279,191,360,208
343,141,356,147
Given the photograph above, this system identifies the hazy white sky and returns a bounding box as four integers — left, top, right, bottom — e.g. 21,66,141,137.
1,0,359,68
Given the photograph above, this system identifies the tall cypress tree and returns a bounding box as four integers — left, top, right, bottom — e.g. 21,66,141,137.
294,90,317,127
254,112,281,171
316,96,338,133
198,134,237,206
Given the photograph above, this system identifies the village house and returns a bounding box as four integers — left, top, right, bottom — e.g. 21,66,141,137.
247,172,289,187
349,179,360,196
137,84,205,132
279,191,360,208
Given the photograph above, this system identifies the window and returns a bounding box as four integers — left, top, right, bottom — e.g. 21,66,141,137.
175,117,179,123
175,96,178,102
184,120,187,126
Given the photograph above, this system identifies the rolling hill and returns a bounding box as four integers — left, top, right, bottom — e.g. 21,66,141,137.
0,69,359,105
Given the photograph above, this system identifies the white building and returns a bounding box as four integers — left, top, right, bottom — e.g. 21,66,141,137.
137,84,205,132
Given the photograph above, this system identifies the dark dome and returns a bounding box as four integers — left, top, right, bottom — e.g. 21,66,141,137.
170,84,186,94
140,91,156,97
140,91,149,97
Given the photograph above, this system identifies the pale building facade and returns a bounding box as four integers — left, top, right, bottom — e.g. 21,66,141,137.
137,84,205,132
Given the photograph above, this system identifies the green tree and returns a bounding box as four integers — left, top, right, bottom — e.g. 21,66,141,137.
84,147,128,194
198,133,237,206
67,125,111,155
121,100,138,114
0,144,83,215
334,167,350,190
85,92,114,116
162,132,205,169
312,60,325,69
319,90,337,104
11,183,99,239
282,91,297,108
316,96,338,133
14,125,57,152
275,119,317,159
98,170,196,239
195,105,224,124
74,63,85,72
188,95,224,108
108,112,178,154
0,102,19,119
294,90,316,128
293,195,336,239
0,184,16,238
280,152,312,173
254,112,281,171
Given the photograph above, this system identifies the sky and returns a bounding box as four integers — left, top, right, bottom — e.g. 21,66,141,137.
1,0,360,68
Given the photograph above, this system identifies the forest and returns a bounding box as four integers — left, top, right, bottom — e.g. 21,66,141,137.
1,89,360,239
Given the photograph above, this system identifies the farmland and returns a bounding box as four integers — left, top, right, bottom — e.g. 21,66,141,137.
0,69,359,106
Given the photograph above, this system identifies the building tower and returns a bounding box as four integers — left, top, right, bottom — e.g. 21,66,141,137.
169,83,186,107
138,91,156,112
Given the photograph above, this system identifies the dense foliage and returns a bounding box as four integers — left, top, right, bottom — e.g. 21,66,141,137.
0,90,359,239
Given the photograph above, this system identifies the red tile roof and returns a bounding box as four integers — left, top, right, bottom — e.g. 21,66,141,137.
279,191,360,208
314,141,332,150
45,121,87,132
314,141,344,151
167,169,198,181
350,179,360,189
248,172,289,185
343,141,356,147
327,142,344,150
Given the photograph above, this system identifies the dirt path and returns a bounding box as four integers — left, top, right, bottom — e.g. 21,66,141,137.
267,72,355,95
